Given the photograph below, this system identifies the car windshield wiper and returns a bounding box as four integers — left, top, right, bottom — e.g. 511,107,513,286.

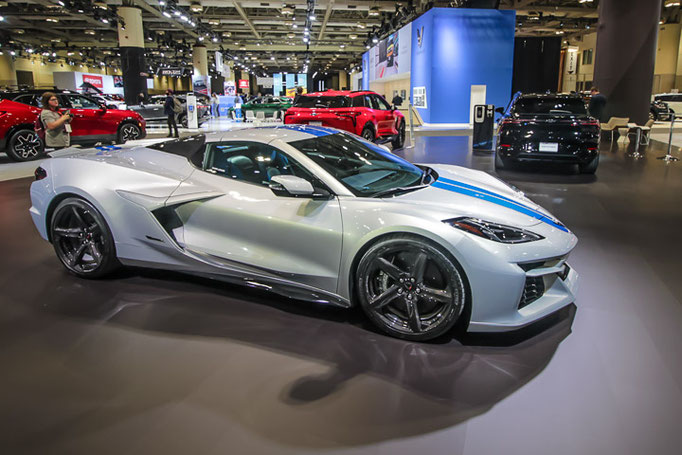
371,184,429,198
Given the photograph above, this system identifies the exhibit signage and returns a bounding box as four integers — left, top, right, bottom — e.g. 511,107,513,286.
238,79,250,89
365,23,412,82
224,80,236,96
413,86,427,108
82,74,103,89
186,94,198,129
257,77,274,88
566,47,578,74
158,67,186,77
192,75,210,95
215,51,224,75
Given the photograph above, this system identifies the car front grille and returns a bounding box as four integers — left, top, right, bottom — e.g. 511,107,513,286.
518,276,545,309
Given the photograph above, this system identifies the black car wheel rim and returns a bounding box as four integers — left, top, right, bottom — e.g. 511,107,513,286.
362,129,374,141
14,132,42,159
399,123,406,144
361,244,464,336
121,125,140,141
52,203,106,273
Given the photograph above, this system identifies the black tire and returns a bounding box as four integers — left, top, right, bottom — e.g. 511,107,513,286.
179,114,187,128
6,129,45,162
50,197,119,278
391,120,406,149
649,111,656,121
116,123,142,144
356,235,468,341
494,150,507,170
579,153,599,174
361,124,375,142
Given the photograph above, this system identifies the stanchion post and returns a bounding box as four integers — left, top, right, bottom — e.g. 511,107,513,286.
408,102,415,148
658,114,680,162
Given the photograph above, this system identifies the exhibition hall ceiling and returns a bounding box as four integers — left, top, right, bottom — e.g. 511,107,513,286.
0,0,677,77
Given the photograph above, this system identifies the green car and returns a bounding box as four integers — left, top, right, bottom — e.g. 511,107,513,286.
229,96,293,120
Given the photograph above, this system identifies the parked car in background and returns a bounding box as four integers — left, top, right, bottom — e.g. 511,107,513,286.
0,90,146,161
90,94,127,110
284,90,406,148
654,93,682,114
651,96,675,121
495,93,600,174
228,96,292,119
128,93,210,127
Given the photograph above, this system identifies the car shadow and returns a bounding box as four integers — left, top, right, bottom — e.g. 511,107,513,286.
29,266,576,447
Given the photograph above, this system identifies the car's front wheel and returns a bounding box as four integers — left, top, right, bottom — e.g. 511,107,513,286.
6,129,45,162
116,123,142,144
50,197,119,278
356,235,467,341
391,120,406,149
579,153,599,174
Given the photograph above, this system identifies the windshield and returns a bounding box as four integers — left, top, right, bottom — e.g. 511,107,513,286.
289,133,427,197
293,96,350,108
514,98,587,115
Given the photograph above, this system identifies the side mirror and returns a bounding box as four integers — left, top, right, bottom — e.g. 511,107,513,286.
269,175,315,197
495,107,505,115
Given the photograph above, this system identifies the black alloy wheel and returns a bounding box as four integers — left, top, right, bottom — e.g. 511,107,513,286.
118,123,141,143
361,125,375,142
356,235,467,341
50,198,119,278
7,129,45,162
391,121,406,149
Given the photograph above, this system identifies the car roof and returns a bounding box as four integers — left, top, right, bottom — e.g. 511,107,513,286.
206,125,341,144
518,93,583,99
303,90,375,98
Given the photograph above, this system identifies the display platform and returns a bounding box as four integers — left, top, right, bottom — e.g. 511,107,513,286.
1,137,682,455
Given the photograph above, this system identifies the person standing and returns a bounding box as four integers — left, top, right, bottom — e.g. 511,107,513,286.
211,92,220,117
40,92,71,150
293,86,304,104
164,89,179,138
138,92,146,105
588,86,607,122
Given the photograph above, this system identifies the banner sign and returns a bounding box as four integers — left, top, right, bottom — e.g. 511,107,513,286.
238,79,250,89
565,47,578,75
82,74,103,89
158,67,187,77
257,77,274,88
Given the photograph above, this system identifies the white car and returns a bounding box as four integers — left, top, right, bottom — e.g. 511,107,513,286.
29,126,578,341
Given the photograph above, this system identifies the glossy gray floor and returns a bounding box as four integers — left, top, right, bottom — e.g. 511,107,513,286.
1,137,681,455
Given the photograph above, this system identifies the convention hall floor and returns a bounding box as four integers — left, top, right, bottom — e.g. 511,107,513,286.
1,132,681,455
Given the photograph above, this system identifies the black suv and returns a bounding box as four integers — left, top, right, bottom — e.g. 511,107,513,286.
495,93,601,174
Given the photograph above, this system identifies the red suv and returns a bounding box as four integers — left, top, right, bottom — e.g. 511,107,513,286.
284,90,405,148
0,90,146,162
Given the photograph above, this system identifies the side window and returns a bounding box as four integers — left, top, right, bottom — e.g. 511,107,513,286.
68,95,100,109
373,95,391,110
13,94,36,106
352,96,364,108
364,95,377,109
202,141,315,186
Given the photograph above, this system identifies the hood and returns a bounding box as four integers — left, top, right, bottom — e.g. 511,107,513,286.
393,165,566,231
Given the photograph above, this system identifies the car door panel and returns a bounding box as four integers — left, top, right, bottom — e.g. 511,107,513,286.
170,143,344,293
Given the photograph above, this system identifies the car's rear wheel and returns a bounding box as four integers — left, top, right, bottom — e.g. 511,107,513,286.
579,153,599,174
391,120,406,149
356,235,467,341
116,123,142,144
6,129,45,162
361,124,375,142
50,197,119,278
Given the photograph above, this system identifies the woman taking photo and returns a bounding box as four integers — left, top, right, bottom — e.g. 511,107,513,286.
40,92,71,149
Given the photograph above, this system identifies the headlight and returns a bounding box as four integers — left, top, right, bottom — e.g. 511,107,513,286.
444,217,544,244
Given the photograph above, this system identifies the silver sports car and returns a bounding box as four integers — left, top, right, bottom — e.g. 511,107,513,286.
29,126,578,341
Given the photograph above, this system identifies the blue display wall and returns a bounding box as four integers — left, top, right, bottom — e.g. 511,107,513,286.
410,8,515,123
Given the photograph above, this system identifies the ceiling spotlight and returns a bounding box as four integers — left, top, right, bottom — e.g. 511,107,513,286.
173,10,181,16
339,44,345,49
372,36,378,44
369,7,380,16
159,0,165,5
271,56,275,60
303,37,309,43
222,31,232,37
190,2,202,12
282,5,294,15
304,29,310,35
85,29,96,35
212,37,218,42
162,11,172,18
198,36,204,41
349,34,357,40
46,17,59,23
309,14,316,21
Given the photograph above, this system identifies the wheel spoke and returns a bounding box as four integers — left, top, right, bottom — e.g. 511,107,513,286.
412,252,428,283
422,286,452,304
69,241,88,267
369,285,400,309
53,227,83,238
88,242,103,265
71,206,88,228
376,257,404,281
405,300,422,333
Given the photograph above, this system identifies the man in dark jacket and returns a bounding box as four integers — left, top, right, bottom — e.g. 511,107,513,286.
588,87,607,122
164,89,179,138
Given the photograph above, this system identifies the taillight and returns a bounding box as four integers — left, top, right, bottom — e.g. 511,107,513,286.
579,120,600,127
499,118,522,126
34,166,47,181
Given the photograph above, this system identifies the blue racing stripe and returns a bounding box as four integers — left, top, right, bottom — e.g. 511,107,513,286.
432,180,569,232
278,125,335,137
